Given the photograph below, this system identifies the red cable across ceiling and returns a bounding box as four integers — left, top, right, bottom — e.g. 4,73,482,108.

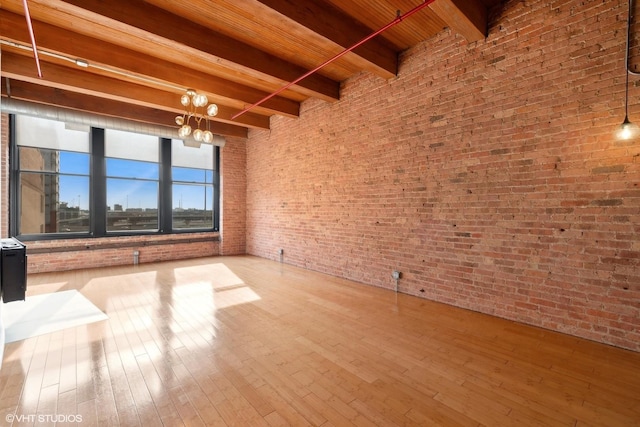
232,0,437,120
22,0,43,78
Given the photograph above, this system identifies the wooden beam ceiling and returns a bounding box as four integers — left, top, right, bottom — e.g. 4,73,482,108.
0,10,301,118
53,0,341,102
0,0,501,138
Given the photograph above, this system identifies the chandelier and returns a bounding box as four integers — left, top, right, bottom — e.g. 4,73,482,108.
175,89,219,143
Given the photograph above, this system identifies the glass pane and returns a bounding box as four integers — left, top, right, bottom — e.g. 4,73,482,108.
60,151,90,174
19,148,90,174
171,139,215,170
106,158,159,179
20,173,90,234
107,178,158,231
19,147,51,172
172,184,213,229
105,129,159,162
16,115,90,152
172,167,213,183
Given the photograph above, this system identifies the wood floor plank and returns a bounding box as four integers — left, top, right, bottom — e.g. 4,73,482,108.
1,255,639,426
76,397,98,426
34,383,58,426
57,328,77,395
56,389,76,424
15,335,50,419
171,362,227,425
166,385,206,427
40,331,63,390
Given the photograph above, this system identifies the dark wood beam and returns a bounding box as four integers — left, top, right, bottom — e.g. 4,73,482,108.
430,0,487,42
2,80,248,138
0,10,300,118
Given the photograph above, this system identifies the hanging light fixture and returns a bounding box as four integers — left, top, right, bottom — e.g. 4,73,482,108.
175,89,219,143
617,0,639,140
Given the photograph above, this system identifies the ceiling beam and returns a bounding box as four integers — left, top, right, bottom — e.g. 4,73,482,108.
430,0,487,42
256,0,398,79
1,51,271,130
0,10,300,118
2,80,248,138
54,0,340,102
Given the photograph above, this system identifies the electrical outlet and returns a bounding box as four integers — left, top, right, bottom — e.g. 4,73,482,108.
278,248,284,255
392,270,401,280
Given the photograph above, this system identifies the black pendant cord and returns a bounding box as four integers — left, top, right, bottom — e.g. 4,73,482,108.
627,0,640,76
624,0,637,125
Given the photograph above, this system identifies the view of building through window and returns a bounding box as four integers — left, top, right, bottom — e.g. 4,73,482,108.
17,117,91,234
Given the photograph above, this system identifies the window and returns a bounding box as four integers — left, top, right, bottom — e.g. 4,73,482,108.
171,139,214,230
105,130,160,232
11,115,220,239
15,115,90,235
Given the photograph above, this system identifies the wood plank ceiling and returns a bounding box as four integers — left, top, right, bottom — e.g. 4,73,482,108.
0,0,502,139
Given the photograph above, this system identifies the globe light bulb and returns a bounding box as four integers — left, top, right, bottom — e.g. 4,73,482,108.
203,131,213,143
175,115,184,126
178,124,192,137
180,94,191,107
193,129,204,141
207,104,218,117
616,117,638,140
620,125,633,140
191,94,206,107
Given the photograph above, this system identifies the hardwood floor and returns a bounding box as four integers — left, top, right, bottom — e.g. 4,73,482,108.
1,255,639,426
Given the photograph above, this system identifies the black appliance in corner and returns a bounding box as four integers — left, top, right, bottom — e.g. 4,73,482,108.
1,238,27,303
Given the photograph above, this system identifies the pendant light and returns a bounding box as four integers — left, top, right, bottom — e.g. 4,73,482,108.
175,89,218,143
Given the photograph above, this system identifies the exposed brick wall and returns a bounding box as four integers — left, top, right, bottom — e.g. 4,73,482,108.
247,0,640,351
0,113,8,238
220,136,247,255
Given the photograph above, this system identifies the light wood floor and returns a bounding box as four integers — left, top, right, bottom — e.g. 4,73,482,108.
1,255,639,426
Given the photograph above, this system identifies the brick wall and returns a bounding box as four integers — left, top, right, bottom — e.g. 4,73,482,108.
0,113,8,238
220,136,247,255
246,0,640,351
0,113,247,273
25,233,220,274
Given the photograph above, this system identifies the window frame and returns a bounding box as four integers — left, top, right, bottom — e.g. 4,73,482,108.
16,148,92,235
104,131,161,233
10,115,220,240
171,141,216,231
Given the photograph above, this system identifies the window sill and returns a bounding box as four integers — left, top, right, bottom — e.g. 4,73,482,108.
25,232,220,254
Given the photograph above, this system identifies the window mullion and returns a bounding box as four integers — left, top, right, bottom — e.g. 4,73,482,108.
214,146,220,232
9,115,19,237
91,128,106,236
160,138,172,233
